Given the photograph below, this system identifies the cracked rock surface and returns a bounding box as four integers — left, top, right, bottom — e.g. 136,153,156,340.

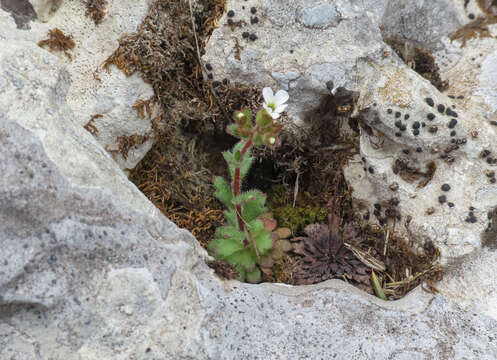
2,0,497,359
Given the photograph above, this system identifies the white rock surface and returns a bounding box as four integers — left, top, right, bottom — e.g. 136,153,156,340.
1,0,155,170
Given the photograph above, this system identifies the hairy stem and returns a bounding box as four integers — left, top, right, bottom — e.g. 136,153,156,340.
233,130,256,249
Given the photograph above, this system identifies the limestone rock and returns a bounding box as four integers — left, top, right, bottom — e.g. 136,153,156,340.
1,0,155,170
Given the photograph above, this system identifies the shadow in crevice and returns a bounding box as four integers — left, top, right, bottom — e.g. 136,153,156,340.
0,0,37,29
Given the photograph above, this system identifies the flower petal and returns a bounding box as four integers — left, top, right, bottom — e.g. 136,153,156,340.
273,90,289,105
274,104,288,113
270,112,280,119
262,87,274,103
263,103,273,113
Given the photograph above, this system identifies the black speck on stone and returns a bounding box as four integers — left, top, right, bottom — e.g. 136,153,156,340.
450,130,456,137
427,113,435,121
394,120,402,128
487,157,494,164
416,147,423,153
368,167,374,174
251,7,257,14
404,114,410,120
251,17,259,24
469,211,474,217
361,157,366,162
212,81,220,87
412,121,420,129
457,95,464,99
448,95,455,99
402,149,410,154
438,195,447,204
50,254,57,262
223,78,229,85
441,184,451,191
446,108,458,117
413,129,420,136
205,63,212,71
466,216,477,223
146,348,151,353
242,31,249,38
395,132,402,137
374,203,381,210
469,13,475,19
395,112,401,118
227,19,233,25
207,73,213,79
387,109,392,114
425,98,434,107
448,119,458,128
448,202,455,208
469,206,475,211
422,122,426,127
490,121,497,126
227,10,235,17
289,49,294,54
481,149,491,157
200,48,206,56
73,297,81,306
437,104,445,113
400,124,406,131
249,33,257,41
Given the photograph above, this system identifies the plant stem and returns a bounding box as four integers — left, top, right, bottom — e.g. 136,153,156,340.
233,130,256,247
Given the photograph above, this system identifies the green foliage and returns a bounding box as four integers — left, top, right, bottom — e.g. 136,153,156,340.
209,106,286,283
273,204,328,234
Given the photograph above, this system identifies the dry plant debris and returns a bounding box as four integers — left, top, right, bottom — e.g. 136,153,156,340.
84,114,102,135
83,0,107,25
451,0,497,48
38,28,75,59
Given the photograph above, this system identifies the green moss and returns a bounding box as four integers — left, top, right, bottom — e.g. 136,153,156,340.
272,204,328,234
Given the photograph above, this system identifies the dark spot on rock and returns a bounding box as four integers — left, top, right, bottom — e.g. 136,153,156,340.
416,147,423,153
251,7,257,14
457,95,464,99
490,121,497,126
374,203,381,210
395,111,401,118
400,124,406,131
402,149,410,154
227,19,233,25
466,216,477,223
212,81,220,87
413,129,420,136
249,33,257,41
404,114,410,120
437,104,445,113
368,167,374,174
448,119,458,129
223,78,229,85
448,202,455,207
427,113,435,121
395,132,402,137
205,63,212,71
438,195,447,204
251,16,259,24
425,97,434,107
446,108,458,117
387,109,392,114
469,13,475,19
428,125,438,133
207,73,213,79
395,120,402,128
441,184,451,191
242,31,249,38
412,121,420,129
227,10,235,17
450,130,456,137
481,149,491,158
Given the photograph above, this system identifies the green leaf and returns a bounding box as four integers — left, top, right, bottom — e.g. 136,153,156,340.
242,200,267,223
208,237,244,259
235,265,246,282
214,225,245,243
256,109,272,127
240,153,254,179
227,250,256,272
214,177,233,208
224,209,238,227
246,267,261,283
232,190,266,206
248,219,273,254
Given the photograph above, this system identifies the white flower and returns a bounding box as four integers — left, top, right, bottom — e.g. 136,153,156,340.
262,87,289,119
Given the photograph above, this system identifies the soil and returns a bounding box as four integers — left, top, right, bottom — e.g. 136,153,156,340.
108,0,443,300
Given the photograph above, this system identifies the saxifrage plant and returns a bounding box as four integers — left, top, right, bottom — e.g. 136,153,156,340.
208,87,290,283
